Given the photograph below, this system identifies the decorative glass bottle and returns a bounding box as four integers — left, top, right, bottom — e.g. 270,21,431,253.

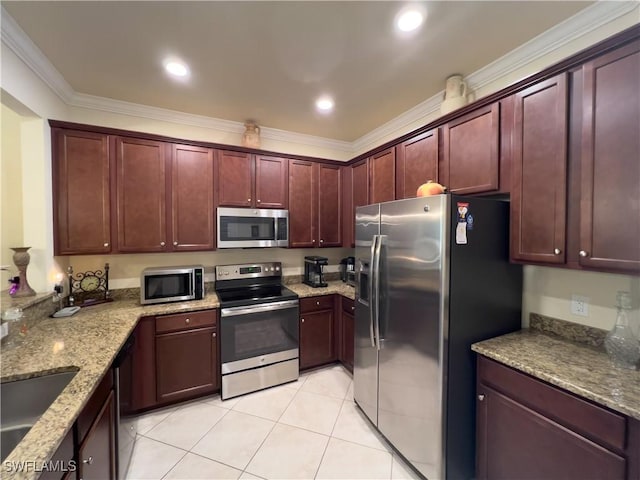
604,291,639,369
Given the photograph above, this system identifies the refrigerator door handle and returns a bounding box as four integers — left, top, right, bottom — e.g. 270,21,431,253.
369,235,379,348
373,234,384,351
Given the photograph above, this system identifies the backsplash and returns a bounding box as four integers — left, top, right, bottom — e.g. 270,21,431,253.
529,312,607,349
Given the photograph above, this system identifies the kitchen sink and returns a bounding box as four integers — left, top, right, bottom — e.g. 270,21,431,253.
1,370,77,461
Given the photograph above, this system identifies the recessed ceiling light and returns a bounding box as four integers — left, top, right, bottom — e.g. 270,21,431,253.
315,96,334,113
396,8,425,33
164,60,189,77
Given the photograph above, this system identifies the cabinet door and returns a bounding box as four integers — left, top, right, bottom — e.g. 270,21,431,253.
171,144,215,251
300,310,335,369
53,129,111,255
255,155,288,209
318,164,342,247
78,391,115,480
370,148,395,203
510,74,568,264
156,327,218,403
116,137,167,252
288,160,316,248
131,316,157,411
340,310,354,372
477,385,625,480
580,41,640,272
350,159,369,246
217,150,253,207
442,104,500,194
395,129,439,200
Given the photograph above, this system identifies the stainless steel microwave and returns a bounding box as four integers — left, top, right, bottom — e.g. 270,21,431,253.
217,207,288,248
140,265,205,305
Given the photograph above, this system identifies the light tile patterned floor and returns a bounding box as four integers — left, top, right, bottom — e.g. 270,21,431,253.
126,364,421,480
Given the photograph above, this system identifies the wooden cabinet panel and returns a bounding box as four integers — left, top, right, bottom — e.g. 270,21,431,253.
318,164,341,247
78,391,115,480
156,310,216,334
510,74,568,264
77,371,114,445
53,129,111,255
115,137,167,252
395,129,439,200
339,297,355,373
300,295,335,313
350,159,369,246
341,166,354,248
255,155,288,208
40,428,75,480
580,41,640,272
442,104,500,194
370,148,395,203
300,309,336,370
171,144,215,251
288,159,316,247
217,150,253,207
131,316,156,411
156,327,218,402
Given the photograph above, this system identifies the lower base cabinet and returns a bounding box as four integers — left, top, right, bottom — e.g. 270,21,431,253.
78,391,115,480
477,355,639,480
339,297,355,372
299,296,337,370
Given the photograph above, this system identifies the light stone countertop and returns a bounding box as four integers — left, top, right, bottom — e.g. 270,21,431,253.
472,329,640,420
0,282,354,479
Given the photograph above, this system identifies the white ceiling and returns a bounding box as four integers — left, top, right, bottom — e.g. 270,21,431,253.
3,1,594,141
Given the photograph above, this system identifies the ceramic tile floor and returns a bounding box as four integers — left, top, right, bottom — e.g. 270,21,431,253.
126,364,421,480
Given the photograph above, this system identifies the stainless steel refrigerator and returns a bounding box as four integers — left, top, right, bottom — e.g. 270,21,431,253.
354,195,521,480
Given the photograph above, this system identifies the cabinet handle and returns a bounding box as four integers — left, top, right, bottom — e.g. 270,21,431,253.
316,301,320,306
257,199,261,203
247,198,251,202
83,456,93,465
212,332,216,338
173,241,178,246
160,241,165,247
185,318,190,324
579,250,589,257
351,306,355,311
312,239,316,243
478,394,485,402
301,318,305,323
554,248,561,255
320,239,324,243
103,243,109,247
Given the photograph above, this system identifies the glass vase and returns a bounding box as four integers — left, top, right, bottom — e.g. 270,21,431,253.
604,291,639,369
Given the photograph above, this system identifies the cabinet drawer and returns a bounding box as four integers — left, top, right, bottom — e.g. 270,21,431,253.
155,310,216,334
341,296,355,314
300,295,335,313
478,356,626,451
77,371,114,445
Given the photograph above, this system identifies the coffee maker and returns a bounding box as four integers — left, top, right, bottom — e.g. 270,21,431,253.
340,257,356,286
303,256,328,288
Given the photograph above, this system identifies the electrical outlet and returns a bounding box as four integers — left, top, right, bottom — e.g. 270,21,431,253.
571,294,590,317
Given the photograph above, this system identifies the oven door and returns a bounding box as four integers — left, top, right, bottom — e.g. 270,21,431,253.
220,300,299,373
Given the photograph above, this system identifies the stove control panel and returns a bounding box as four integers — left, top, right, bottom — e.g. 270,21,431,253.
215,262,282,281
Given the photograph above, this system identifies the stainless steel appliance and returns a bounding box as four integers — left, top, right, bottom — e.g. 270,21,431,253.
354,195,522,480
113,333,136,479
215,262,299,399
303,256,328,288
340,256,356,286
217,207,288,248
140,265,204,305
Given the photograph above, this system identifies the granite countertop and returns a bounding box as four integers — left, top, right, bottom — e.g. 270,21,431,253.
0,282,354,479
472,329,640,420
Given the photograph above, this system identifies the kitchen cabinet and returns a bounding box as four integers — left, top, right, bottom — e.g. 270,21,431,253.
131,316,156,411
579,40,640,273
341,166,354,248
115,137,167,252
369,148,395,203
476,355,639,480
441,103,500,194
339,297,355,372
171,144,215,251
395,129,439,200
52,129,111,255
155,310,219,403
40,428,75,480
510,74,568,264
288,160,341,248
299,296,337,369
347,159,369,247
217,151,288,209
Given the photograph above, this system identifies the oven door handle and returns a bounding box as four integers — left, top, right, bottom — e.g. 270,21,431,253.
221,300,299,317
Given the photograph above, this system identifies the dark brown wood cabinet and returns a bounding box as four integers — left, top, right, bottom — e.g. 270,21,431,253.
155,310,219,403
115,137,168,252
339,297,355,372
510,74,568,264
78,391,116,480
171,144,215,251
131,316,156,411
40,428,75,480
477,355,638,480
579,40,640,273
395,129,439,200
299,296,337,370
348,159,369,247
53,129,111,255
217,151,288,209
442,103,500,194
369,148,395,203
288,160,341,248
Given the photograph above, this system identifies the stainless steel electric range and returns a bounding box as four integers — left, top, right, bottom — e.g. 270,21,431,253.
215,262,299,400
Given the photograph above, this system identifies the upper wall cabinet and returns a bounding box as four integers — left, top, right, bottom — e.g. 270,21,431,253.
395,129,439,200
53,129,111,255
510,74,568,264
317,164,342,247
579,41,640,273
441,103,500,194
369,148,395,203
216,151,288,209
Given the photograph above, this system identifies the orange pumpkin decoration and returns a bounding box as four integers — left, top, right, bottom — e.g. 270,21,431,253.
416,181,446,197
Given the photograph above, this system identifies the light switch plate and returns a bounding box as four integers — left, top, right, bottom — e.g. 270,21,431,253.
0,322,8,339
571,294,589,317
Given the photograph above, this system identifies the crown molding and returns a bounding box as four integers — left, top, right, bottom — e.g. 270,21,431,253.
2,2,637,158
